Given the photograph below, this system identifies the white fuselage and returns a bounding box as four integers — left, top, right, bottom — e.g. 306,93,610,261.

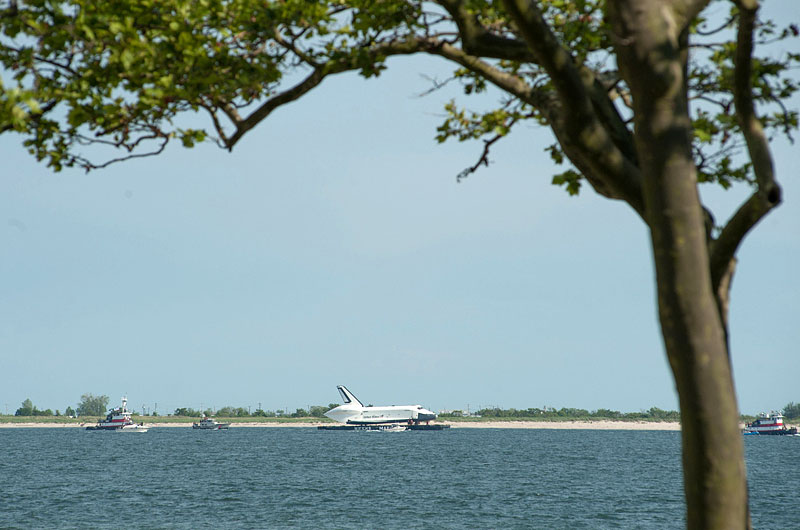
324,386,437,424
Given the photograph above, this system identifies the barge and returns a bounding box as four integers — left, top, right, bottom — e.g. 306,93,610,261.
318,424,450,431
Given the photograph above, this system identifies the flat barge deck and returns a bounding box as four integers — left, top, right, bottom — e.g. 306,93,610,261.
317,424,450,431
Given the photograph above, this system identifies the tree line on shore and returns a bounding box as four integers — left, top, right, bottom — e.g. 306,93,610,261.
442,406,684,421
433,403,800,422
9,396,800,421
172,405,340,419
12,394,108,418
8,394,341,419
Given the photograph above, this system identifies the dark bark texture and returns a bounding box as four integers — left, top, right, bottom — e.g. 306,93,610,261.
606,1,749,528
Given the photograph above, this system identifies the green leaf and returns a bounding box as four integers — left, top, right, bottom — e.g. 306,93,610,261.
120,49,134,70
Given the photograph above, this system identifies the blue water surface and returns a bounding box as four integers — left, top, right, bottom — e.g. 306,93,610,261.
0,427,797,528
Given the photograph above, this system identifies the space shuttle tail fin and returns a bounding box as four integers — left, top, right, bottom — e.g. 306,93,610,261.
337,386,364,407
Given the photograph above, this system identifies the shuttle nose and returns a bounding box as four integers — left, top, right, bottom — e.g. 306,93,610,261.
325,406,349,423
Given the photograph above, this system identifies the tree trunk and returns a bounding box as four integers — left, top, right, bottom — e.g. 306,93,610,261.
608,2,749,528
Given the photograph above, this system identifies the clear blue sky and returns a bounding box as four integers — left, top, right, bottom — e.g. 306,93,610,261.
1,3,798,416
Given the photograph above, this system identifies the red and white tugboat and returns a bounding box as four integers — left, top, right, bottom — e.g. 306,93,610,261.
85,397,148,432
743,411,798,436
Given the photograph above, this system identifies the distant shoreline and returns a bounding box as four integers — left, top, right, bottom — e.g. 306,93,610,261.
0,420,685,430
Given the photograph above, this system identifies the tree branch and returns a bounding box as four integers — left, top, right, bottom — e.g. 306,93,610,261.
435,0,535,62
433,42,644,215
499,0,645,217
436,0,637,168
500,0,591,110
733,0,781,205
433,43,548,107
199,100,231,147
456,130,506,182
671,0,715,31
226,67,325,149
709,193,772,292
225,37,440,149
73,134,171,171
708,0,783,293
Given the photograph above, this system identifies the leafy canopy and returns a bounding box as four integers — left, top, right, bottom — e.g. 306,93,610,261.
76,393,109,416
2,0,797,195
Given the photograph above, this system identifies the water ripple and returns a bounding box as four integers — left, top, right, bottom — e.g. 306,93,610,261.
0,428,797,528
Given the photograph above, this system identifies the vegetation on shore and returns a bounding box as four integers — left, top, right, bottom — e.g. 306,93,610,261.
0,414,677,424
11,394,108,418
6,398,798,424
444,406,683,422
0,410,339,424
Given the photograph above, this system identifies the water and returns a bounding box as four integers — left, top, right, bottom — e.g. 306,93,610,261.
0,428,797,529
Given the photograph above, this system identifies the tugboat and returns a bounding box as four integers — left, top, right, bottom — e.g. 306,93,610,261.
743,411,798,435
85,397,148,432
192,415,230,430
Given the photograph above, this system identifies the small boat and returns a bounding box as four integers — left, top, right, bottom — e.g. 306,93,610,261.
192,416,230,430
85,397,148,432
381,423,408,432
743,411,798,436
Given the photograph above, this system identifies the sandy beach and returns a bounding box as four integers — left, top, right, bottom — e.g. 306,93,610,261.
444,420,682,430
0,420,683,430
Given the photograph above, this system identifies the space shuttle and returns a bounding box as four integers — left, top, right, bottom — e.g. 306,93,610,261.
324,385,437,425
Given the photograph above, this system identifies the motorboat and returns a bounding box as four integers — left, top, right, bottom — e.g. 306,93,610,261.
85,397,148,432
192,416,230,430
380,424,408,432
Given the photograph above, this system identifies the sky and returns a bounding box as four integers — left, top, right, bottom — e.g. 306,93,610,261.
1,3,798,417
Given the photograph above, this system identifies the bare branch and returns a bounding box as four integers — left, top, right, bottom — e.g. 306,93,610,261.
73,135,171,172
456,131,505,182
199,100,231,147
695,15,736,36
457,109,523,182
415,73,459,97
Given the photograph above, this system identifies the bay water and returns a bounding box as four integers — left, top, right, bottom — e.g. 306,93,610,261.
1,428,797,528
